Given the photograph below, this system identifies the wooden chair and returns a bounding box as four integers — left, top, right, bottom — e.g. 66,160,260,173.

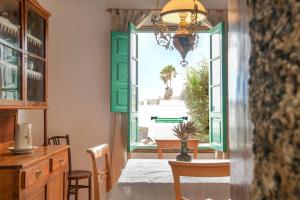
87,144,112,200
169,160,230,200
48,135,92,200
156,139,199,159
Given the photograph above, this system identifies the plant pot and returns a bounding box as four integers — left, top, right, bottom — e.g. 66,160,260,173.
176,140,192,162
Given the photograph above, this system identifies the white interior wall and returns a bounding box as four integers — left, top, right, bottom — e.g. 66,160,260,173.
19,0,113,172
18,1,227,199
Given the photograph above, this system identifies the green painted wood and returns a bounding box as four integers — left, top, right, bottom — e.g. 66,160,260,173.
208,22,227,152
128,23,139,152
154,117,186,123
111,32,129,112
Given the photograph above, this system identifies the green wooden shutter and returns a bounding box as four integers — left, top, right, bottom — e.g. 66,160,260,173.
111,32,128,112
128,23,139,152
209,22,227,152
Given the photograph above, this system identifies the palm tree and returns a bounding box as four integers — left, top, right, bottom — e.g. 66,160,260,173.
160,65,177,100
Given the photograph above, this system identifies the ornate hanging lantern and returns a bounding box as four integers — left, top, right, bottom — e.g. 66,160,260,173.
152,0,208,66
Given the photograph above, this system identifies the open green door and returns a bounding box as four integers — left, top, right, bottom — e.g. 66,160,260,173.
209,22,227,152
111,32,128,112
128,23,139,152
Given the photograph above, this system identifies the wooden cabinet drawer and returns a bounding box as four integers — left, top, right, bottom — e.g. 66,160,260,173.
22,160,50,188
51,150,68,172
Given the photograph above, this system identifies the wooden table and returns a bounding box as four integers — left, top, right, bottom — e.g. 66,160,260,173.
107,159,230,200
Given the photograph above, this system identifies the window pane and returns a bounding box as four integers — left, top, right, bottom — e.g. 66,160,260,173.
132,86,137,112
131,117,138,144
212,86,221,112
131,32,137,58
0,44,21,100
27,56,45,101
212,58,221,85
27,9,45,57
211,32,220,59
211,118,221,143
0,0,21,48
131,58,137,85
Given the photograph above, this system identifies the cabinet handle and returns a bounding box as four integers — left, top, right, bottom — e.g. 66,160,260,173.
36,170,43,178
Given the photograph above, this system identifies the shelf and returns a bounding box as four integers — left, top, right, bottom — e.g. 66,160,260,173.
0,16,42,47
0,17,19,35
27,33,42,47
0,61,42,80
0,61,18,71
1,86,18,90
27,69,43,80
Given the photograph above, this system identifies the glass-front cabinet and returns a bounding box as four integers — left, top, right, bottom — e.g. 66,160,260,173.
0,0,50,108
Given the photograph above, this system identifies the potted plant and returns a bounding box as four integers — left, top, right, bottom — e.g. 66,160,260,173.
173,121,197,162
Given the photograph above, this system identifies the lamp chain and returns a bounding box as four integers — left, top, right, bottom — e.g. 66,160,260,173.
151,0,173,50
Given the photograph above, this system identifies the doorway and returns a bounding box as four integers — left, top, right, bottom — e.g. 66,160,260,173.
137,32,211,146
127,22,227,153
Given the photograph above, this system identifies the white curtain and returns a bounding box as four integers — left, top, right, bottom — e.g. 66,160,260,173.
110,113,127,185
110,8,151,185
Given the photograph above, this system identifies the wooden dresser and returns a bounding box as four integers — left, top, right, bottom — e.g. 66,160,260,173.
0,145,69,200
0,1,69,199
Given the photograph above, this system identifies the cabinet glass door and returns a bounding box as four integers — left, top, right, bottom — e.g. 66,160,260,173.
0,0,21,48
27,56,45,102
26,8,45,58
0,0,22,101
26,6,46,103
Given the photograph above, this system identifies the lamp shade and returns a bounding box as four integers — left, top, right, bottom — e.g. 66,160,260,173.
161,0,207,24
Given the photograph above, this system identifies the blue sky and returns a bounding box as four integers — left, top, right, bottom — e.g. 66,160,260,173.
138,32,210,100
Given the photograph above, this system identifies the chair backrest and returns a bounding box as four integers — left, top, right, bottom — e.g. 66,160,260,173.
156,139,199,159
48,134,72,171
169,160,230,200
87,144,112,200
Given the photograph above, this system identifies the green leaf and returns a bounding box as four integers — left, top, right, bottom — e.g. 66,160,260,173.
183,59,209,143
